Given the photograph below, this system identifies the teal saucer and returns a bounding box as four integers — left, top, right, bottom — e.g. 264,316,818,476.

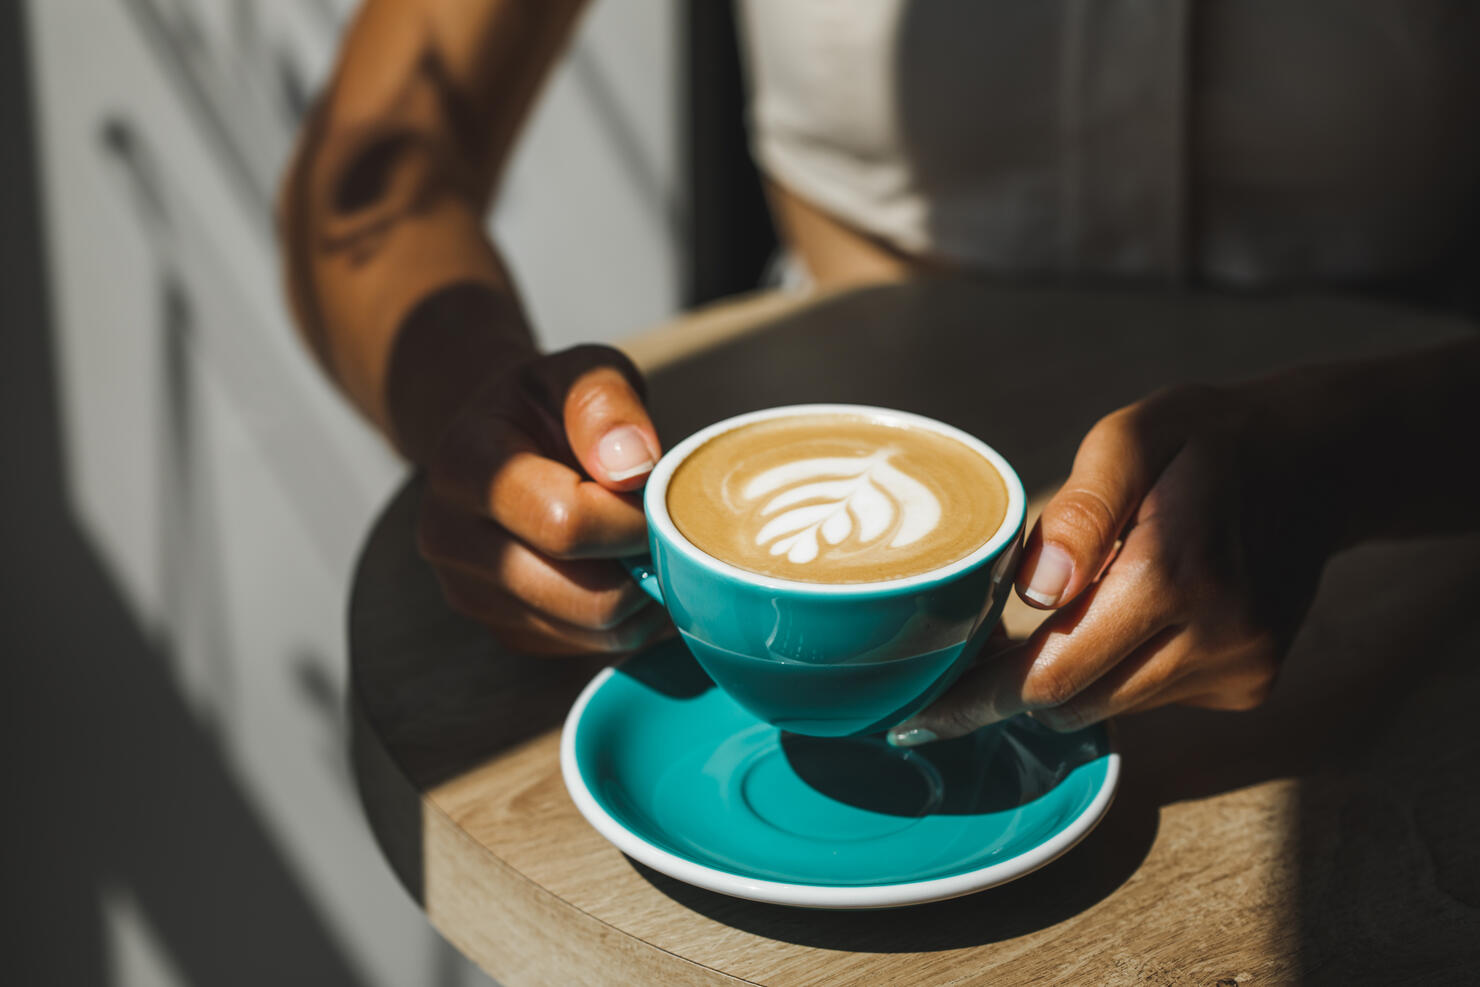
560,641,1119,909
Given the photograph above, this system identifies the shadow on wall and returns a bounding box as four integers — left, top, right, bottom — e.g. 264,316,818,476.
0,4,367,983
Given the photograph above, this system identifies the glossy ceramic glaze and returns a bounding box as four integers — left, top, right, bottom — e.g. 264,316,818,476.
561,641,1119,909
628,404,1027,737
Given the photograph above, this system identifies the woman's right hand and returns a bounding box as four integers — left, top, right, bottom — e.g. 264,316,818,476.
415,344,675,656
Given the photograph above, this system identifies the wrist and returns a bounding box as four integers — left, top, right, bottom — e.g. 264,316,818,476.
385,282,538,465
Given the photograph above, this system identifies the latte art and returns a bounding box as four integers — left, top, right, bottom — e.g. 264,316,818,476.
746,452,941,564
666,413,1008,583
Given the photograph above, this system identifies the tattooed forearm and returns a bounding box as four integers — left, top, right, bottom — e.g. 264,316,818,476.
277,0,585,453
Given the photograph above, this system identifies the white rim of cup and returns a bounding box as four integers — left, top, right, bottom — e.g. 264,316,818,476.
644,404,1028,596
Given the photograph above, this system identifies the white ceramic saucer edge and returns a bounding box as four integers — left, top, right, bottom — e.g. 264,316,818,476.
559,667,1122,910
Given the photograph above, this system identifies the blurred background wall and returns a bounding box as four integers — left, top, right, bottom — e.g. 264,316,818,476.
2,1,769,984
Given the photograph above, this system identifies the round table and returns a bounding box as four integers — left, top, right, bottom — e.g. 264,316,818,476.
349,280,1480,985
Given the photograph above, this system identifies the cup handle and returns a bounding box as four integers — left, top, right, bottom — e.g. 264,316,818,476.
622,554,665,604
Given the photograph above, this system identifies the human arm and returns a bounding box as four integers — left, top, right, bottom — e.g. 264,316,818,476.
279,0,669,653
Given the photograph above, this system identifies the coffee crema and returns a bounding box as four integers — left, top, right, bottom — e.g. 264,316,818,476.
666,413,1008,583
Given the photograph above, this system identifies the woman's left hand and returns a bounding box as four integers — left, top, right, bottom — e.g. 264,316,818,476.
890,379,1338,745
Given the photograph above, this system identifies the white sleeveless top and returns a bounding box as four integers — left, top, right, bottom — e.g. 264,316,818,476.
737,0,1480,286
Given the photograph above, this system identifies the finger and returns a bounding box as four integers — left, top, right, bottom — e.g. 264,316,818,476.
890,519,1181,745
1027,625,1188,731
527,344,661,492
1054,616,1281,724
418,496,651,629
1122,632,1280,715
431,411,648,558
433,566,673,656
1017,392,1194,610
1114,675,1264,719
1116,682,1207,718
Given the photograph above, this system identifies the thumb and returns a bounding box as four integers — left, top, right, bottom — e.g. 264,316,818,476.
1018,404,1181,609
549,345,662,492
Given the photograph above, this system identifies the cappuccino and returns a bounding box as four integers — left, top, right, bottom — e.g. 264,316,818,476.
666,413,1007,583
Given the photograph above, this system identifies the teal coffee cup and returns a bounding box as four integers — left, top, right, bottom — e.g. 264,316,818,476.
626,405,1026,738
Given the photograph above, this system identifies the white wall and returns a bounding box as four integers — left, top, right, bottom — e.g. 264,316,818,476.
23,1,684,984
500,0,686,349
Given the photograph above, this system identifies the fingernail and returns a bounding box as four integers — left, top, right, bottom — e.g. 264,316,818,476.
597,426,656,481
1023,542,1074,607
886,725,938,748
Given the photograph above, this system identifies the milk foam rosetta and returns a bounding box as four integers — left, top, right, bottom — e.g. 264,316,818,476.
744,452,941,564
666,414,1008,583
